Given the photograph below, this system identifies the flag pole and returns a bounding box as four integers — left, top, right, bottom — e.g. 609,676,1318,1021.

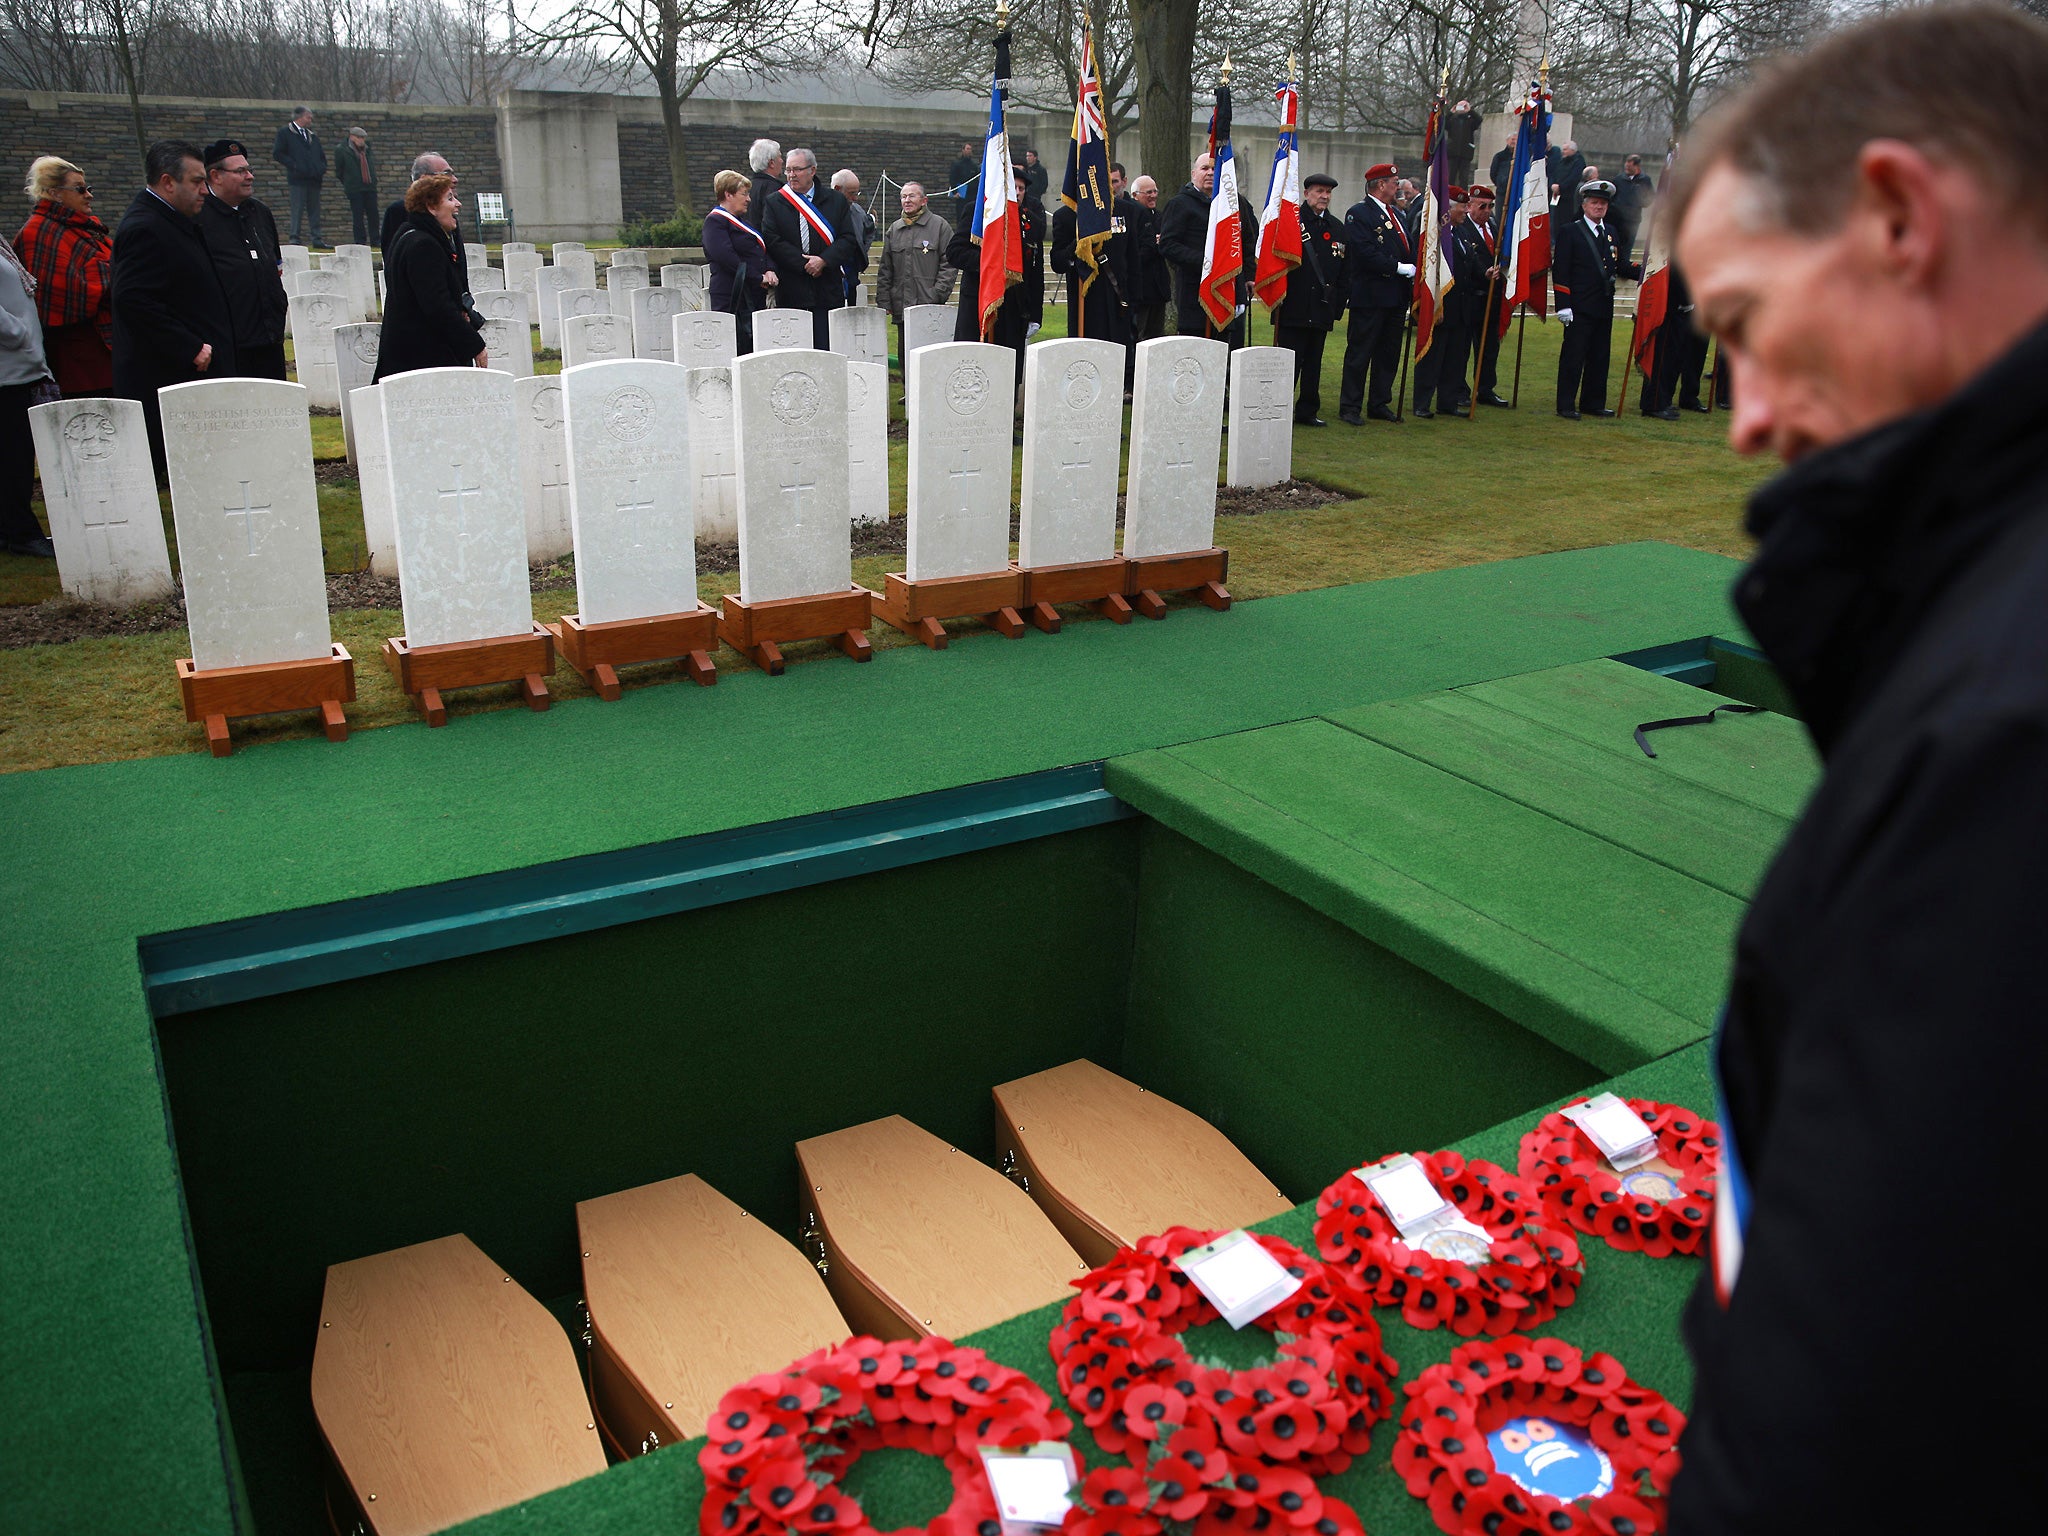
1511,306,1527,409
1469,265,1500,419
1617,303,1639,416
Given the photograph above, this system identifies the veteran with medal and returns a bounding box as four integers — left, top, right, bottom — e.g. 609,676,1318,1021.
1273,171,1344,426
1338,163,1416,424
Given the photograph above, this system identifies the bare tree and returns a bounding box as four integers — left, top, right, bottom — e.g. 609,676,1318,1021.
1567,0,1827,144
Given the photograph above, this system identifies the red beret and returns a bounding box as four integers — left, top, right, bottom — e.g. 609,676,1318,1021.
1468,184,1496,199
1447,185,1469,202
1365,163,1397,182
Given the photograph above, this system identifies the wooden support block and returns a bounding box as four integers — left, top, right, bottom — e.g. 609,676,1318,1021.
176,644,356,758
1027,601,1062,635
796,1115,1087,1341
869,569,1028,652
381,627,557,726
993,1060,1292,1265
719,588,875,674
1124,548,1232,620
1017,558,1134,627
578,1174,851,1458
550,606,720,700
311,1234,605,1536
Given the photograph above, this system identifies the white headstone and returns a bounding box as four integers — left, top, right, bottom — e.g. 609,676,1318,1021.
517,376,573,563
853,282,869,307
904,341,1014,581
286,294,344,407
731,349,850,603
470,267,507,292
1226,346,1294,489
561,312,635,370
1123,336,1227,558
535,266,575,349
352,385,399,577
280,245,312,277
375,269,388,311
503,241,536,255
504,250,543,302
561,359,695,624
29,397,174,605
847,359,888,530
289,267,363,324
551,241,587,261
752,308,814,353
903,303,954,358
558,249,598,296
659,263,702,289
630,285,688,361
829,305,890,375
1018,338,1125,568
331,245,376,316
464,242,489,268
480,317,535,378
683,366,739,543
606,264,650,316
673,310,738,369
560,287,608,330
380,367,532,646
333,324,381,467
474,290,530,325
161,378,331,671
609,248,649,269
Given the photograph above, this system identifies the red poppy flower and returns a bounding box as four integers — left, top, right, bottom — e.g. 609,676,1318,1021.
1145,1455,1214,1520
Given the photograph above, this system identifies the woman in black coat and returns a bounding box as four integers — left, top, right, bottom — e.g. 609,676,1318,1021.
373,173,484,381
703,169,777,353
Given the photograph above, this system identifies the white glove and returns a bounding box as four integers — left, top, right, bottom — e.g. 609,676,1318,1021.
1557,307,1574,324
1025,321,1041,338
1396,262,1417,278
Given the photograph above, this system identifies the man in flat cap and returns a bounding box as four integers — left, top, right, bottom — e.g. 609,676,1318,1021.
1339,163,1415,423
1551,178,1641,418
1272,171,1345,425
195,138,288,380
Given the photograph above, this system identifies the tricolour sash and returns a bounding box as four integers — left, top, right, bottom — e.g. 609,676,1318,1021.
779,185,837,247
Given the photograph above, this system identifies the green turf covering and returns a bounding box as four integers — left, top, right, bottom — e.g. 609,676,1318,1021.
439,1042,1721,1536
0,545,1753,1536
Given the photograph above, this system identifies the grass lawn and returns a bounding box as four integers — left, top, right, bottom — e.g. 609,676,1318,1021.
0,310,1770,773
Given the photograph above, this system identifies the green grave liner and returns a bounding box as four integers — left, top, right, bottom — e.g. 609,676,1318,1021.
0,544,1758,1535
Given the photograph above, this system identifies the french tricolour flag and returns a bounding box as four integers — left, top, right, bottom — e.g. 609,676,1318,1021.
972,28,1023,340
1198,82,1243,331
1632,149,1678,377
1500,80,1552,332
1253,80,1302,310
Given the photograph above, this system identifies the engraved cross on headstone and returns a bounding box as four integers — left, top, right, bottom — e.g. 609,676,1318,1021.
699,456,737,515
440,463,485,583
1164,441,1197,476
1060,441,1093,478
223,481,272,556
947,445,981,512
615,477,657,550
780,466,817,536
79,485,129,565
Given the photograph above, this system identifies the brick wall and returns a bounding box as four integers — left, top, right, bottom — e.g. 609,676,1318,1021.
0,92,499,242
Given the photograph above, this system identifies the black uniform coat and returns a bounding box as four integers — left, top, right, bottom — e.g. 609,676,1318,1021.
1272,205,1344,330
1341,196,1413,310
947,199,1044,347
1049,202,1129,344
1489,146,1518,200
1443,218,1493,329
745,171,783,232
111,189,239,414
1669,317,2048,1536
373,212,484,380
195,193,287,353
1547,147,1587,221
1122,197,1171,310
1156,183,1258,333
759,182,866,312
1550,216,1637,318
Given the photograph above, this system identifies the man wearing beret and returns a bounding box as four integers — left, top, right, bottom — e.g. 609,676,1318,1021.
1272,172,1345,425
1464,186,1511,407
1551,178,1641,418
1412,185,1486,417
195,139,288,381
1338,163,1415,423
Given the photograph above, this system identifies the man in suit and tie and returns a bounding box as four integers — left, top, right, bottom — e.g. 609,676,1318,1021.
760,146,867,349
269,105,326,247
1465,184,1512,406
1338,164,1416,424
1551,179,1642,418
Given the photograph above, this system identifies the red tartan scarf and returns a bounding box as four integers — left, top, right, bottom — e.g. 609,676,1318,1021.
14,199,113,345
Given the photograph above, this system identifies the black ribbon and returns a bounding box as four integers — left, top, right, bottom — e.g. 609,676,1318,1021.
1633,703,1763,758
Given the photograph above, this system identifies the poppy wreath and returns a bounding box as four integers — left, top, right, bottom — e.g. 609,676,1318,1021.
1047,1226,1399,1480
1391,1335,1684,1536
1312,1150,1585,1336
699,1335,1073,1536
1059,1452,1372,1536
1516,1100,1720,1259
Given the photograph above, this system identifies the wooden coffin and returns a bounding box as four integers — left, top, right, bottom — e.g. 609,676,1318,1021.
577,1173,851,1457
795,1115,1087,1340
993,1060,1292,1264
311,1234,605,1536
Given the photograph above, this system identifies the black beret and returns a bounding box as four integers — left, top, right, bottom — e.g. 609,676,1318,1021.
202,139,248,167
1303,173,1339,190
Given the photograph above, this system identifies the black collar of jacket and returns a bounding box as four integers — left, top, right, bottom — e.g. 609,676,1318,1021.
1736,313,2048,752
403,209,456,252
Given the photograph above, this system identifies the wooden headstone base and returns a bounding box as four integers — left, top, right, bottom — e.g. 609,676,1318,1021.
550,606,718,700
869,568,1025,651
382,625,556,727
718,587,874,675
1125,547,1232,620
176,645,356,759
1015,557,1133,633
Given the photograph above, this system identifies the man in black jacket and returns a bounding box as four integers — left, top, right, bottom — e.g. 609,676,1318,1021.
1156,153,1258,346
1547,139,1586,222
1411,187,1489,416
1337,163,1415,423
1489,135,1518,207
112,140,238,476
1663,9,2048,1532
760,147,865,349
270,105,326,247
381,151,451,255
1465,185,1511,406
1550,180,1640,417
1273,172,1345,425
195,139,288,381
745,139,783,232
1610,153,1656,260
1445,100,1482,186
